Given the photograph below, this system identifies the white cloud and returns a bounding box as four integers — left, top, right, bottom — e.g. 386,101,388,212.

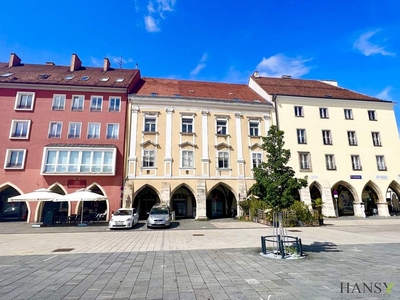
90,56,102,67
223,66,249,84
144,15,160,32
256,54,312,78
139,0,176,32
376,87,392,101
353,30,395,57
190,53,208,76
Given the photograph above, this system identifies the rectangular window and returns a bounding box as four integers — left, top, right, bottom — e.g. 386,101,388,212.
106,124,119,139
216,120,227,135
68,122,81,138
217,151,229,169
87,123,100,139
15,92,35,110
325,154,336,170
48,122,62,138
109,97,121,112
322,130,332,145
297,129,307,144
368,110,377,121
10,120,31,139
181,118,193,133
71,95,84,111
252,152,262,169
52,94,66,110
182,150,194,168
351,155,362,170
249,121,260,136
347,131,357,146
90,96,103,111
344,109,353,120
376,155,386,171
144,117,157,132
143,150,155,168
4,149,26,169
371,132,381,146
299,152,311,170
294,106,303,117
319,108,329,119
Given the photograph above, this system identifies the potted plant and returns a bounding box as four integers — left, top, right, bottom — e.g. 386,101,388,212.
312,198,324,226
239,198,251,220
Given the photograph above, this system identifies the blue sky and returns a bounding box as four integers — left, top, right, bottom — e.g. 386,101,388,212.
1,0,399,132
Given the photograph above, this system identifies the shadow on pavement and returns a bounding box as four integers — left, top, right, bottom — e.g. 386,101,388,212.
302,241,341,253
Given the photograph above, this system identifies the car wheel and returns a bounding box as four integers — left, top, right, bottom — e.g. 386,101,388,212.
147,224,150,229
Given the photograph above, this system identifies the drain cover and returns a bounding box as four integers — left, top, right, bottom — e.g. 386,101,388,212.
193,234,204,236
53,248,74,252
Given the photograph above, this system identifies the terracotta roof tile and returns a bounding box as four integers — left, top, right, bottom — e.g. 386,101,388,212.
133,77,269,104
252,76,384,102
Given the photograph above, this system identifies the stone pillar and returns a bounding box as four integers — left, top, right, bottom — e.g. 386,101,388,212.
377,202,390,217
196,179,207,220
160,182,171,206
321,184,336,217
123,180,134,208
300,187,312,207
353,202,366,218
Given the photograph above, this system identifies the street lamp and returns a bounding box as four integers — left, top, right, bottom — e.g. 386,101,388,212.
333,190,339,217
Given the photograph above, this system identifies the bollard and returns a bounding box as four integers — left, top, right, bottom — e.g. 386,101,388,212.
299,238,303,256
261,236,266,254
295,237,300,255
279,240,285,258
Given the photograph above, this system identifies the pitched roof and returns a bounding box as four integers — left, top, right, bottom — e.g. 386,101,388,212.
252,76,384,102
133,77,268,104
0,62,140,90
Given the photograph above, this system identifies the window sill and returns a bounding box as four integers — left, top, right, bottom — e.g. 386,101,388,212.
180,132,195,135
217,168,231,171
249,135,261,138
216,134,230,137
142,131,158,135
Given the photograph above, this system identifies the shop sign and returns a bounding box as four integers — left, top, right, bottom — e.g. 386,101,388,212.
67,179,87,188
350,175,362,179
375,175,388,180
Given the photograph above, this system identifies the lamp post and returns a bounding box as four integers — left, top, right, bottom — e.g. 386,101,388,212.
333,190,339,217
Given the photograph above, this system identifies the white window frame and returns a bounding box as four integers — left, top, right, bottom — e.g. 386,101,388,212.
347,131,357,146
15,92,35,111
372,132,381,146
142,150,156,168
319,108,329,119
109,96,121,112
87,123,101,139
376,155,386,171
90,96,103,112
144,116,157,133
9,120,31,139
322,130,332,145
299,152,311,171
251,152,262,169
344,109,353,120
351,155,362,170
52,94,66,111
181,117,194,133
368,110,377,121
297,129,307,144
325,154,336,170
216,119,228,135
181,150,194,168
71,95,84,111
249,121,260,137
217,151,229,169
4,149,26,169
68,122,81,139
106,123,119,139
48,122,62,138
294,106,303,117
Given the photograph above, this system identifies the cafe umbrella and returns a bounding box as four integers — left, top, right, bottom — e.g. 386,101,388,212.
8,188,63,202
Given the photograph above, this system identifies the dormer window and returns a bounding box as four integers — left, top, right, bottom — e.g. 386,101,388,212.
100,77,109,82
64,75,75,80
80,76,90,81
38,74,51,79
115,78,124,83
0,72,14,77
150,92,158,96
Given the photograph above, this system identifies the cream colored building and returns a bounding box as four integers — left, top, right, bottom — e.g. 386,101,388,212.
249,74,400,217
123,78,273,219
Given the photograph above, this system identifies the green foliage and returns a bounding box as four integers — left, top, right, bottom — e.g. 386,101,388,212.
312,198,324,219
238,199,251,215
285,201,318,227
249,198,267,218
249,125,308,210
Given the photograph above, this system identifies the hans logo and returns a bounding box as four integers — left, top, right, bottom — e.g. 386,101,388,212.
341,282,394,295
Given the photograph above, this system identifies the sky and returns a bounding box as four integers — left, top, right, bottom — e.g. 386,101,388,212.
1,0,399,133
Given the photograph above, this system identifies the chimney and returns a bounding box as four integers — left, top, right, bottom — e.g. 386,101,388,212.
46,62,55,66
253,71,259,78
103,58,111,72
9,53,21,67
70,53,82,72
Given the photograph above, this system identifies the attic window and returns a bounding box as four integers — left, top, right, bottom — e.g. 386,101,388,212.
325,94,332,98
254,99,261,102
115,78,124,83
233,98,240,101
64,75,75,80
229,93,234,96
100,77,109,82
0,72,14,77
38,74,51,79
80,76,90,81
189,90,194,93
174,94,181,97
150,92,158,96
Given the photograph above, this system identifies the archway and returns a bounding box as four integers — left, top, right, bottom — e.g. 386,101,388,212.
387,181,400,215
170,185,196,219
206,183,237,219
0,185,27,222
40,184,67,222
133,185,160,219
332,182,357,217
362,182,381,216
309,182,322,209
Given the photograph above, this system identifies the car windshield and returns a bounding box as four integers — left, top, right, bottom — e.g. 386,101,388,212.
150,207,169,214
114,209,132,216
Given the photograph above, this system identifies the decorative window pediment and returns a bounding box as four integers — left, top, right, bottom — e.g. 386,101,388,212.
249,143,262,150
214,142,232,150
140,140,159,147
179,141,196,148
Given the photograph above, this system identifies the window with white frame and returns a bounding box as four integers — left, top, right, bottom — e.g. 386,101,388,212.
325,154,336,170
216,119,227,135
181,118,193,133
249,121,260,136
106,123,119,139
322,130,332,145
15,92,35,110
376,155,386,171
368,110,377,121
299,152,311,170
351,155,362,170
4,149,26,169
344,109,353,120
142,150,155,167
43,148,115,174
252,152,262,169
90,96,103,111
297,129,307,144
87,123,100,139
68,122,81,138
372,132,381,146
181,150,194,168
319,108,329,119
10,120,31,139
71,95,84,111
109,97,121,112
48,122,62,138
347,131,357,146
294,106,303,117
51,94,66,110
144,116,157,132
217,151,229,169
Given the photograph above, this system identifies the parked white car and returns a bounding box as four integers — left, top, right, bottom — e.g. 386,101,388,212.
109,208,139,229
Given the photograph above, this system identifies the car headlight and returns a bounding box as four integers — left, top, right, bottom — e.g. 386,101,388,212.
165,216,170,221
126,218,132,222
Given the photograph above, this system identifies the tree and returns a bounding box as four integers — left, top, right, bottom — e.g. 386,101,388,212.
249,125,308,210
